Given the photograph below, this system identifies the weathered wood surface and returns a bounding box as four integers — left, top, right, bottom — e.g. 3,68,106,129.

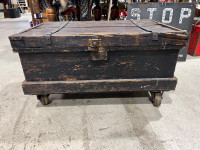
12,45,185,53
8,19,186,95
22,77,177,95
19,50,179,81
11,35,186,53
9,19,188,51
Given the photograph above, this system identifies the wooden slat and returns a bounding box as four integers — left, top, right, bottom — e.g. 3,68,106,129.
10,33,187,51
12,45,186,53
22,77,177,95
54,26,146,35
66,21,136,27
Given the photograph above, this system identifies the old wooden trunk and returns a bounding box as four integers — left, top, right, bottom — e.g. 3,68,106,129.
9,19,188,106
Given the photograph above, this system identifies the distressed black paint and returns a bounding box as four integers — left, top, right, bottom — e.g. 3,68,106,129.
9,20,187,100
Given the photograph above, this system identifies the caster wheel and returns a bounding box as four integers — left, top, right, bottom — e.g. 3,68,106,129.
153,94,162,107
149,92,163,107
37,94,51,105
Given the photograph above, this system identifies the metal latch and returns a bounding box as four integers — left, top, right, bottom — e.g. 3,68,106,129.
88,39,107,61
88,39,102,51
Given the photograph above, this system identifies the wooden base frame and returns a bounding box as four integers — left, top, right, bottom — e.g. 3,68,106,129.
22,77,177,107
22,77,177,95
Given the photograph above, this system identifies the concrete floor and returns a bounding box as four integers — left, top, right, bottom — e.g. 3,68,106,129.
0,15,200,150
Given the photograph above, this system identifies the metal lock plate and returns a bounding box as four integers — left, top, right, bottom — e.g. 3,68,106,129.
88,39,107,61
88,39,102,51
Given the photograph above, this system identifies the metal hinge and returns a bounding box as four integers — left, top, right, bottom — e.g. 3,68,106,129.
152,32,158,41
130,20,159,41
45,33,52,44
44,21,69,45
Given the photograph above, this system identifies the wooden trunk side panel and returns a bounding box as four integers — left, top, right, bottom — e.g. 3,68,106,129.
22,78,178,95
19,50,179,82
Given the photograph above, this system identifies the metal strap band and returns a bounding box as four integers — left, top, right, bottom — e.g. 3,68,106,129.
130,19,158,41
45,21,70,44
